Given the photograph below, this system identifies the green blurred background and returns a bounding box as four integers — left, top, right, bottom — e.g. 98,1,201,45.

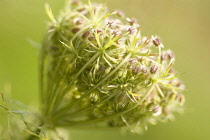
0,0,210,139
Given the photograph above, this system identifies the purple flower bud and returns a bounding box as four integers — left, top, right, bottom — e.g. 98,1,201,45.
72,28,80,33
116,10,125,18
75,19,83,25
82,31,90,38
161,52,167,60
150,65,158,74
152,105,160,113
107,20,115,28
72,0,80,5
163,108,170,115
127,27,136,35
169,68,175,73
137,56,145,62
113,30,121,37
126,18,137,25
176,82,185,90
129,58,138,63
117,39,124,45
88,36,95,41
129,19,137,25
179,95,185,104
167,50,174,59
140,66,147,73
133,67,141,74
77,7,86,12
144,38,151,45
176,82,182,87
153,38,161,46
96,30,103,35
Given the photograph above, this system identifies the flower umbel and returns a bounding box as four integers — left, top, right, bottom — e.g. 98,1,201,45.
40,0,185,133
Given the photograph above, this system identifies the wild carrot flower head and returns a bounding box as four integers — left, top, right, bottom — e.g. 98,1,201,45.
40,0,185,133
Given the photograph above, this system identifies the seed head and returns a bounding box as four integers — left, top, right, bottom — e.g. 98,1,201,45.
41,1,186,134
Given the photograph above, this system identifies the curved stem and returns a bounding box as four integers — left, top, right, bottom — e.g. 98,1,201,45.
40,34,48,110
46,48,68,113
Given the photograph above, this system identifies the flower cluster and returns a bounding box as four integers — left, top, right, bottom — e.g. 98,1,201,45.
40,0,185,133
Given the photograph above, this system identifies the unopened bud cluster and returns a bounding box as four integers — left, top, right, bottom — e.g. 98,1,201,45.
40,0,185,133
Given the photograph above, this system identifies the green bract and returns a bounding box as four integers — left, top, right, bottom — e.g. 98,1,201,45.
40,0,185,133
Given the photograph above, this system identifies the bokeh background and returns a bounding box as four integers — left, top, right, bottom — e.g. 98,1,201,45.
0,0,210,139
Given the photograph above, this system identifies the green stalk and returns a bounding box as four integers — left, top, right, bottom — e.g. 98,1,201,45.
39,35,47,106
46,48,68,111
